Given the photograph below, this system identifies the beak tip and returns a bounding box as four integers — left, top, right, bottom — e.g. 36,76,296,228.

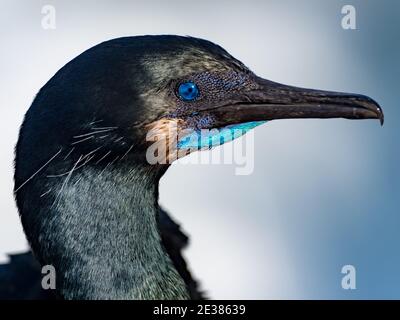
378,108,384,126
363,95,384,126
373,104,384,126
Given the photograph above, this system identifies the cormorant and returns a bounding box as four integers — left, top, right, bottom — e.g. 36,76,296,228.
1,35,383,300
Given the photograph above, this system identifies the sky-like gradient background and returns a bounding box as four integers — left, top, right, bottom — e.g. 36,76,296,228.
0,0,399,299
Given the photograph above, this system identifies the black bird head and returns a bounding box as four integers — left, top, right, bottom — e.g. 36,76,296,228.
16,35,383,176
13,35,384,300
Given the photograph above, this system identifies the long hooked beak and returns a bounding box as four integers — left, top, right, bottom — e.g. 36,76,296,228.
210,76,384,127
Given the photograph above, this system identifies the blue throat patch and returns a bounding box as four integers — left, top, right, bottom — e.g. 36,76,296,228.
177,121,266,149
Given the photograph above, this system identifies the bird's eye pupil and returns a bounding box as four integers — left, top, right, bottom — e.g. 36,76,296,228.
178,82,199,101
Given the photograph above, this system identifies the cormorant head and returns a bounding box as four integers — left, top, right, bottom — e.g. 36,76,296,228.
12,36,384,300
17,35,383,178
136,35,383,163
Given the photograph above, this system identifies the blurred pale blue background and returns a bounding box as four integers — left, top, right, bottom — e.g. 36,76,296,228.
0,0,398,299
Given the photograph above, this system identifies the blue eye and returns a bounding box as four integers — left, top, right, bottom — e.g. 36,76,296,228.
178,81,199,101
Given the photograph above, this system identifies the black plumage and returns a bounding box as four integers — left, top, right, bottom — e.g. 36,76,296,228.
0,208,203,299
2,35,382,299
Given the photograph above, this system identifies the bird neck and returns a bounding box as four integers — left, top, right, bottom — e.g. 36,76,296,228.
42,161,189,299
